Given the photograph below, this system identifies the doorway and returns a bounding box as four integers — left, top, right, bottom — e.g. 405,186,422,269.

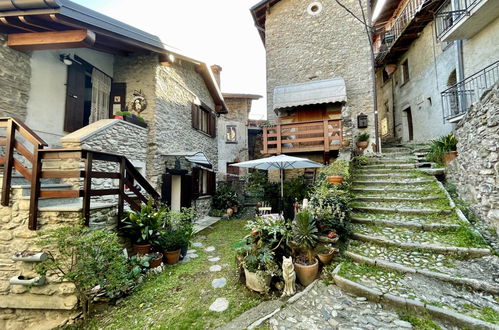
403,107,413,141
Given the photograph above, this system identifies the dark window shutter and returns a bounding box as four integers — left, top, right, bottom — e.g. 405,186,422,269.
110,82,126,117
191,103,199,130
161,174,172,207
209,113,216,137
208,171,216,195
191,167,200,198
64,64,86,132
181,175,192,208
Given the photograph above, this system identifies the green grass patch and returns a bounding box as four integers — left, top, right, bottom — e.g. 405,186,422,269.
338,260,403,282
462,305,499,324
398,310,442,330
79,219,263,330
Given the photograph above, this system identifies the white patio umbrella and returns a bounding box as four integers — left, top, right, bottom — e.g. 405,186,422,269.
230,155,324,210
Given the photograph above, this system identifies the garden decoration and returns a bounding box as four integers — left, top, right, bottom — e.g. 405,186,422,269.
282,256,296,296
230,154,323,212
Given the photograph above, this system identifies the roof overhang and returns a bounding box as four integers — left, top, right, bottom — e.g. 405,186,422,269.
222,93,262,100
273,78,347,112
166,151,213,170
0,0,227,113
250,0,282,44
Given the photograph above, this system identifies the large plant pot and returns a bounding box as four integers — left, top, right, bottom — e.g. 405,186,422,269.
244,268,271,293
149,254,163,268
164,249,181,265
356,141,369,149
327,176,344,185
444,151,458,166
317,251,335,265
133,243,151,255
294,259,319,287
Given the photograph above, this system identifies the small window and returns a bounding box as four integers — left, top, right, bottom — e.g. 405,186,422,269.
401,60,410,84
192,167,215,196
192,103,216,137
226,125,237,143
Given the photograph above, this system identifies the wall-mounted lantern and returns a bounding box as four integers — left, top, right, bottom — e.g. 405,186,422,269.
357,113,368,128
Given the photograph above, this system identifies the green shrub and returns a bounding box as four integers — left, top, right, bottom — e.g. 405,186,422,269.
212,182,241,210
357,132,370,142
120,199,167,245
319,160,350,179
427,133,458,166
158,229,188,251
35,225,134,318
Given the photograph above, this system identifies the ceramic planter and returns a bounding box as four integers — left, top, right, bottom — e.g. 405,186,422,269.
11,252,48,262
133,243,151,255
327,176,344,185
317,250,335,265
164,249,181,265
244,268,271,293
294,259,319,286
149,254,163,268
443,151,458,166
10,276,46,286
356,141,369,149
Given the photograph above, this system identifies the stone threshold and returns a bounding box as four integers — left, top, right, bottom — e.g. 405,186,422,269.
332,268,498,330
344,251,499,295
350,216,460,231
351,233,492,256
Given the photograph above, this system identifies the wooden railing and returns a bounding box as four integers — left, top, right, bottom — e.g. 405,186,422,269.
262,119,342,154
0,117,160,230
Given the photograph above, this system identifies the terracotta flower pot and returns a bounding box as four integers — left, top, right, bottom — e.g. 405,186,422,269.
294,259,319,287
327,176,344,185
443,151,458,166
164,249,181,265
317,250,335,265
132,243,150,255
356,141,369,149
149,253,163,268
244,268,271,293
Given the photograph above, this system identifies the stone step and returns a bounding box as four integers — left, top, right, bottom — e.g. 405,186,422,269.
350,211,462,226
333,262,499,329
368,158,417,164
355,168,415,174
352,187,427,193
353,195,445,203
360,163,419,169
38,201,115,212
351,232,491,256
353,173,420,179
352,179,434,185
352,205,452,215
382,148,413,153
351,216,461,231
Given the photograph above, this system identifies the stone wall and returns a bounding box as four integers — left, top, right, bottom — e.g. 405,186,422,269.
447,83,499,231
265,0,375,148
0,34,31,120
0,185,117,330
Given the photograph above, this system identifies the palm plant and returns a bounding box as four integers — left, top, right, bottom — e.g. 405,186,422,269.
427,133,458,165
292,210,318,264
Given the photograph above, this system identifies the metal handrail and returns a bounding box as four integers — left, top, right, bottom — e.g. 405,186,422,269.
435,0,485,39
441,60,499,121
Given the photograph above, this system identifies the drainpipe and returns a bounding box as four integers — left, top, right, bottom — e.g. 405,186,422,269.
455,40,466,114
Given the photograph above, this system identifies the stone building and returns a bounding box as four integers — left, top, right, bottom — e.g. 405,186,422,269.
251,0,376,164
218,92,262,182
373,0,499,142
0,1,229,327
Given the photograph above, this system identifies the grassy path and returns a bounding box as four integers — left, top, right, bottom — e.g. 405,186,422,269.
81,219,263,330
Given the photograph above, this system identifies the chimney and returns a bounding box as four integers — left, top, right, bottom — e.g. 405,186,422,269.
210,65,222,89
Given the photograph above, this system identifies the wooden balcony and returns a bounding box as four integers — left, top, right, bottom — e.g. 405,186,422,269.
262,119,342,154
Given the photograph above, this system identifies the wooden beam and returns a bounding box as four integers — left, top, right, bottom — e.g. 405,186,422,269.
7,29,96,51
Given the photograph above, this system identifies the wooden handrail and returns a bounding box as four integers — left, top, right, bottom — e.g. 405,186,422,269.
0,117,161,230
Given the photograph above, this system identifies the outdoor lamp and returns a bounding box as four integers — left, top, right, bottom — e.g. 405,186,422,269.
357,113,368,128
59,54,73,66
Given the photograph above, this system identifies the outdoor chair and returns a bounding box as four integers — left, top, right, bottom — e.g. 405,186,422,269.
257,202,272,216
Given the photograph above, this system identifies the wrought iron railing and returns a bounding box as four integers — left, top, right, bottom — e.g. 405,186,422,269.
435,0,484,40
441,60,499,121
373,0,427,61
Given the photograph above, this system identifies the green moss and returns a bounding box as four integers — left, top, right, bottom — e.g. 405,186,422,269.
462,305,499,324
398,310,441,330
338,260,403,282
79,220,263,330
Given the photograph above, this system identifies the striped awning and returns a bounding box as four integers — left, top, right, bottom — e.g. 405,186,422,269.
273,78,347,112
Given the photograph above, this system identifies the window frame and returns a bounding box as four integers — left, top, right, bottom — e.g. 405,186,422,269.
225,125,237,143
401,60,410,85
192,102,216,137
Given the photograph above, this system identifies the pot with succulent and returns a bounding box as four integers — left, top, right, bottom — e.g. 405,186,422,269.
120,200,167,255
319,160,349,185
356,132,370,149
315,244,336,265
158,229,187,265
291,210,319,286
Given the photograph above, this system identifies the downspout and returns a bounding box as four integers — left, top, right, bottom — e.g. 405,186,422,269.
456,40,466,113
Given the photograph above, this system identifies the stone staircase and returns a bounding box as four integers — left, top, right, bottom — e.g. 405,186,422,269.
334,147,499,329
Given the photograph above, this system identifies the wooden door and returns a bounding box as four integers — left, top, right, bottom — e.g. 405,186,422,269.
404,108,414,141
64,64,86,132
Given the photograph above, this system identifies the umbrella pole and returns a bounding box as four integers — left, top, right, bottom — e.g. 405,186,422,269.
280,168,284,215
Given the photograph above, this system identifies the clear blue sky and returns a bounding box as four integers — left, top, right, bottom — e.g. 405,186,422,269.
73,0,267,119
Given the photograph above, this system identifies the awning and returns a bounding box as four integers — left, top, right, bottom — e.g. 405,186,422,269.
273,78,347,112
166,151,212,169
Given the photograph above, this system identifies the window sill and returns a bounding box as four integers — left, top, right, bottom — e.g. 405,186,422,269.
196,195,212,200
194,128,215,138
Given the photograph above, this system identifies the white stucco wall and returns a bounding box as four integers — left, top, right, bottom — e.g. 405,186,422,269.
462,17,499,77
217,119,248,180
25,48,114,146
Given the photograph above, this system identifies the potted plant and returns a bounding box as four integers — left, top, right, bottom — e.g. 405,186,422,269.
167,207,195,259
315,244,336,265
341,140,350,147
356,132,370,149
149,252,163,268
120,200,167,255
238,244,278,293
158,229,186,265
114,111,148,128
291,210,319,286
426,133,458,166
319,160,349,185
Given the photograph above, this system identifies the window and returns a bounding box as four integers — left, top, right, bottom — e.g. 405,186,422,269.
226,125,237,143
192,103,216,137
401,60,410,84
192,167,215,197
